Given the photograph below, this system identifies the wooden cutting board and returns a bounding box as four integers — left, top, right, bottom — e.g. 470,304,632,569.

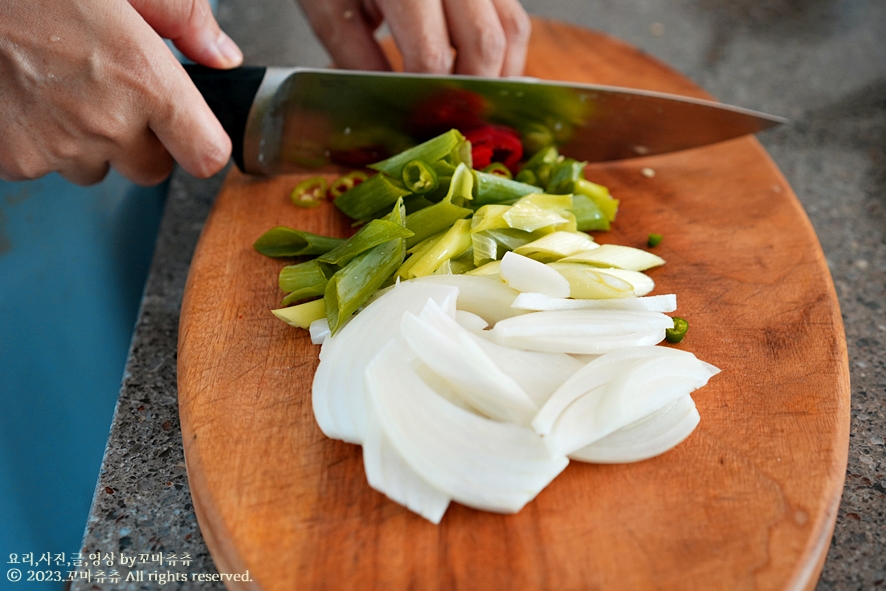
178,18,850,591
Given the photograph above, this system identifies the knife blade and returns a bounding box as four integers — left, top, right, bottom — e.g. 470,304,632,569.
185,65,786,175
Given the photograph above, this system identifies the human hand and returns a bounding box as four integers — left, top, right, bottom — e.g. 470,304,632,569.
0,0,243,186
297,0,531,77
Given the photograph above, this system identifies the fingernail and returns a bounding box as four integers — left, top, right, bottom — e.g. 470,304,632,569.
216,32,243,67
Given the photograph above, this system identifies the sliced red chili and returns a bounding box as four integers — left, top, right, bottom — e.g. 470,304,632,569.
463,124,523,174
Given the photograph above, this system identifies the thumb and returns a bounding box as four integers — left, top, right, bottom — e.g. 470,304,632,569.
128,0,243,69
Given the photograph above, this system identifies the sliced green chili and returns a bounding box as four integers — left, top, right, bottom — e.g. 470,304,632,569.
647,233,664,247
401,159,439,194
482,162,513,179
290,176,329,208
253,227,345,258
666,317,688,343
369,129,467,179
329,170,370,199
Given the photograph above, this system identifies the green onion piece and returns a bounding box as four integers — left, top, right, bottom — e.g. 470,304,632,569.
448,248,476,274
570,194,610,232
329,170,370,199
648,233,664,247
574,178,619,222
472,228,542,266
547,158,587,194
278,260,333,305
253,226,345,258
290,176,329,208
333,173,410,221
272,298,326,329
482,162,513,179
369,129,467,178
471,204,511,233
515,169,538,186
666,317,689,343
522,145,560,171
402,219,473,278
473,170,542,206
512,231,598,262
401,159,439,194
325,237,405,334
535,163,553,189
317,219,414,266
403,194,435,214
503,193,574,232
405,163,473,247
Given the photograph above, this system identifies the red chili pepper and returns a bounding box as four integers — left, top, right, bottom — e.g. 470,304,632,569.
409,88,487,136
463,124,523,174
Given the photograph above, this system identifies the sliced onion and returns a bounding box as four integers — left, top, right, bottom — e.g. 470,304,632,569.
401,299,538,425
455,310,489,332
366,340,569,514
413,274,526,324
568,395,699,464
312,281,459,444
501,251,571,297
512,293,677,313
309,317,330,345
362,413,451,524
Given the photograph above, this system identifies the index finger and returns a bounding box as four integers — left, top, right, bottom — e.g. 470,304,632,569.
375,0,454,74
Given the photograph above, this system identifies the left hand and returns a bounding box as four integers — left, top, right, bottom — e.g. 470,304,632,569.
296,0,532,77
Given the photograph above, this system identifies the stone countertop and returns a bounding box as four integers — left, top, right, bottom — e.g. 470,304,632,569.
76,1,885,589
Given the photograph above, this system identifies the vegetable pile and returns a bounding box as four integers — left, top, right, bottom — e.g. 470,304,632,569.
254,129,719,523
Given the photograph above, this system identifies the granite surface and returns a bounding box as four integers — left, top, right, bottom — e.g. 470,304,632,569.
77,1,885,589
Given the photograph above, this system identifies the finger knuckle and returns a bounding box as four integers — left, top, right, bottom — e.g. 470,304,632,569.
412,44,454,73
192,139,231,178
470,27,507,67
501,8,532,43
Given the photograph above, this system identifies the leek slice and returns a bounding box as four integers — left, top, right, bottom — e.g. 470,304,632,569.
312,281,459,444
365,340,569,514
559,244,665,271
500,251,570,297
317,219,414,266
465,260,501,278
333,173,411,221
401,299,538,425
401,219,472,278
568,395,699,463
253,226,345,258
404,163,473,247
472,171,542,206
369,129,467,178
547,262,636,299
271,298,326,329
511,293,677,313
278,259,332,305
594,268,656,296
503,194,574,232
512,231,598,262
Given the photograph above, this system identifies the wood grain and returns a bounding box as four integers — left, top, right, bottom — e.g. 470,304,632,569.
178,18,850,591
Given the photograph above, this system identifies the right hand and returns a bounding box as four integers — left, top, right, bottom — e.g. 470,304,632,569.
0,0,243,186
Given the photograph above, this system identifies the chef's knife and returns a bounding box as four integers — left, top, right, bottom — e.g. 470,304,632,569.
185,65,786,175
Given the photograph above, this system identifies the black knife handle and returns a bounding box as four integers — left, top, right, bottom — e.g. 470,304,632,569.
184,64,266,171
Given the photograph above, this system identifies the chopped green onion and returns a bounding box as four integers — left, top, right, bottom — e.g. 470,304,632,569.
272,298,327,329
317,219,414,266
514,169,538,186
253,227,345,258
574,178,619,222
333,173,411,221
404,163,473,247
547,158,587,194
278,260,333,305
401,159,439,194
482,162,513,179
472,170,542,206
329,170,369,199
648,233,664,247
503,193,574,232
290,176,329,208
666,317,689,343
522,146,560,171
401,219,473,278
369,129,468,178
570,194,610,232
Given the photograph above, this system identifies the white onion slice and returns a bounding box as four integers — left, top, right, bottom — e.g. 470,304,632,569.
401,299,538,425
309,318,330,345
366,341,569,514
362,413,451,524
500,252,571,297
455,310,489,332
511,293,677,313
413,274,526,324
568,395,700,464
489,309,673,354
312,281,459,444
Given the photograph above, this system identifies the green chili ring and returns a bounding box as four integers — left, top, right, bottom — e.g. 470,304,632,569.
665,317,688,343
329,170,370,199
482,162,513,179
401,159,439,195
291,177,329,208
